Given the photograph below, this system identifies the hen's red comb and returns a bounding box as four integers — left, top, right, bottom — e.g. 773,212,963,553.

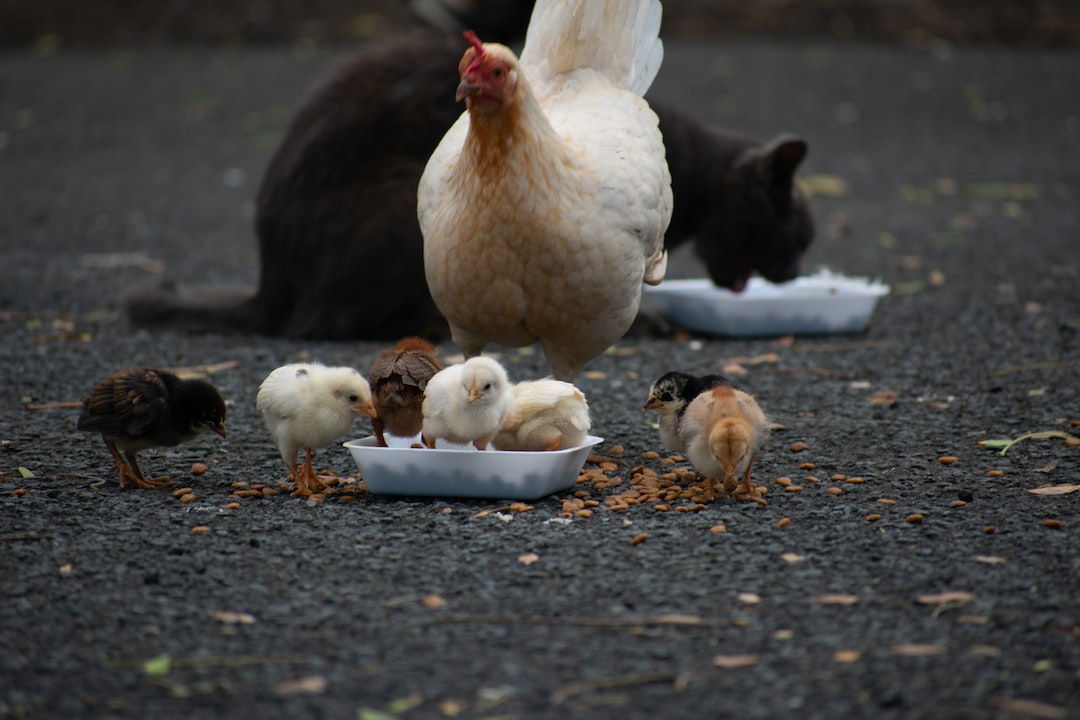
463,30,485,72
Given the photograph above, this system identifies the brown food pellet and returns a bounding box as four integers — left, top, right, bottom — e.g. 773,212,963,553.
774,476,792,487
784,485,803,493
938,456,959,465
191,525,210,533
826,487,843,496
799,463,817,470
951,500,967,507
905,513,924,524
338,495,356,503
179,493,197,504
12,488,28,497
172,487,194,497
509,502,534,512
250,483,266,491
575,509,593,518
224,502,241,510
777,517,791,528
985,470,1004,478
1044,519,1063,530
190,463,209,476
804,476,820,483
231,481,249,489
630,532,649,546
654,504,671,512
790,441,809,452
877,498,897,506
262,488,279,497
830,474,847,482
674,505,690,513
641,451,660,460
709,524,727,534
866,514,881,522
983,525,997,534
607,445,625,456
845,477,865,484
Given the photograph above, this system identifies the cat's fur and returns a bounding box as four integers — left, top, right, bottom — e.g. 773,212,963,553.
127,31,814,340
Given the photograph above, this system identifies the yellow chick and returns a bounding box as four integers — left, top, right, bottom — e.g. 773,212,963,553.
680,384,770,501
493,379,591,452
421,356,513,450
257,362,376,496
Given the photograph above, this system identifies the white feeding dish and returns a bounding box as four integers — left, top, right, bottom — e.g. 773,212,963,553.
643,269,890,337
343,435,603,500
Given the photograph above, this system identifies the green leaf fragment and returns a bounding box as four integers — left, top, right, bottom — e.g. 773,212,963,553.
142,654,172,676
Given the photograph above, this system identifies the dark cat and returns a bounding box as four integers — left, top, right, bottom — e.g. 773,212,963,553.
127,31,813,340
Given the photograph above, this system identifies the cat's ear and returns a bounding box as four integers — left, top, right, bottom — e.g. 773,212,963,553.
760,134,808,207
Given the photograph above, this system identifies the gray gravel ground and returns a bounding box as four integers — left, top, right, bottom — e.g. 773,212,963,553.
2,34,1079,720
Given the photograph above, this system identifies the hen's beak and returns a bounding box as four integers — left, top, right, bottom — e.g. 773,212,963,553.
642,396,662,411
467,383,484,403
456,77,482,102
212,423,227,439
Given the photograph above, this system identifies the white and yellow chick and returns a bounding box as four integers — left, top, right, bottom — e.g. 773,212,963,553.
680,384,770,502
257,362,376,496
421,356,513,450
493,379,590,452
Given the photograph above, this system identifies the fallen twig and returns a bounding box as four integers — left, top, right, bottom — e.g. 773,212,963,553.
163,360,241,379
434,613,716,628
551,671,689,704
989,360,1080,377
24,401,84,411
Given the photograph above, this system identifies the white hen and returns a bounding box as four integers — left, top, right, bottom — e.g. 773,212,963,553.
418,0,671,381
421,356,513,450
257,362,376,496
493,379,591,452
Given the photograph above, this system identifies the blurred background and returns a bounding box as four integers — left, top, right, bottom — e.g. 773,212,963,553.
1,0,1079,50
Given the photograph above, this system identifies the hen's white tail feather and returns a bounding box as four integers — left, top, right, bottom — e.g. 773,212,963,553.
518,0,664,96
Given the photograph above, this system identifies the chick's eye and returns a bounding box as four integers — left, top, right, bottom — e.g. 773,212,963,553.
661,393,673,402
348,395,359,403
484,383,493,391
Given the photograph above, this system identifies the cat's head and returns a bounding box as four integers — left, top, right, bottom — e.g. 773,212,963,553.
695,134,814,292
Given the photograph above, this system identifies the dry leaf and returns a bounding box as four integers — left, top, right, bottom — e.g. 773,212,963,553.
975,555,1007,565
1027,484,1079,495
811,594,858,605
517,552,540,566
917,592,975,606
892,644,947,657
276,675,327,695
712,654,759,669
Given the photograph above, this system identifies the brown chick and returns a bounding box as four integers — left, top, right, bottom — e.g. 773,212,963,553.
368,337,444,446
77,368,227,489
680,384,769,502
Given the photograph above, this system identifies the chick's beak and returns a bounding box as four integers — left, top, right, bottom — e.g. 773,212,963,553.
212,423,227,439
642,396,662,411
467,384,484,404
456,76,481,102
355,399,378,419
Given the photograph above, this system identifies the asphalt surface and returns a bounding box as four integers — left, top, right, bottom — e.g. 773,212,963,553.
2,30,1079,720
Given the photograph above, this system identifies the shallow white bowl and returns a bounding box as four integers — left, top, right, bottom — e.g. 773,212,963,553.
343,435,603,500
643,270,890,337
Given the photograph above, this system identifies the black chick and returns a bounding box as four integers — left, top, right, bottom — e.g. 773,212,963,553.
77,368,227,488
642,371,731,453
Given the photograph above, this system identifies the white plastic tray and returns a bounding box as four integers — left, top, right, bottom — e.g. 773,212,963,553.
643,270,889,337
343,435,603,500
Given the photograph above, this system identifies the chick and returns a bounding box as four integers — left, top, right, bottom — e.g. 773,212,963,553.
680,384,770,502
257,363,377,496
421,356,513,450
77,368,227,489
368,337,443,446
493,379,590,452
643,371,730,452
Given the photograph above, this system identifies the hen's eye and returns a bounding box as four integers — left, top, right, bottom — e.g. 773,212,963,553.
493,66,503,78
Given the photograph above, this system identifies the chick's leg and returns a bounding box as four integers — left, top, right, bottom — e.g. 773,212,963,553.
739,461,756,496
117,445,173,489
291,448,329,497
372,418,388,448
